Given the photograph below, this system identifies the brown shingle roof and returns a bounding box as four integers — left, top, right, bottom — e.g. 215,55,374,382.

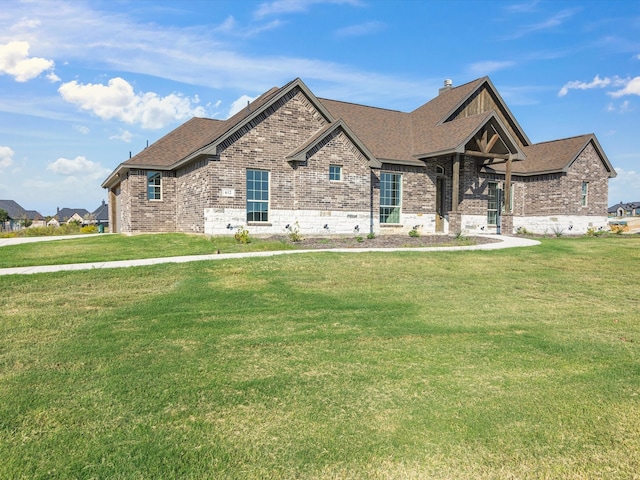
122,86,283,169
489,134,614,176
123,117,223,168
320,78,505,163
104,76,612,187
319,99,412,161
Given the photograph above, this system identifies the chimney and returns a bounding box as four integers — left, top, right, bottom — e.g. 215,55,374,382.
439,79,453,95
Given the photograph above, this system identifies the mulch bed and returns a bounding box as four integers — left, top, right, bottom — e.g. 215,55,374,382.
271,234,501,250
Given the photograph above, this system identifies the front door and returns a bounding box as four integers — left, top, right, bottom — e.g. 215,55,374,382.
435,177,445,232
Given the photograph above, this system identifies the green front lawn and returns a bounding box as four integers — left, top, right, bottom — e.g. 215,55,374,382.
0,236,638,478
0,233,293,268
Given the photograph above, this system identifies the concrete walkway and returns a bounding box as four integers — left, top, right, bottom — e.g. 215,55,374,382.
0,234,540,276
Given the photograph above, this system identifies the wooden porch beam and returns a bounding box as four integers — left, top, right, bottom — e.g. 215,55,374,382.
504,153,512,213
485,133,500,153
452,154,460,212
464,150,510,160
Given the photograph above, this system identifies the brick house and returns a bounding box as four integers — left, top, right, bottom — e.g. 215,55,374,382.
102,77,615,236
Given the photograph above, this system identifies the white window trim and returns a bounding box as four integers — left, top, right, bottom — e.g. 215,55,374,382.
329,164,343,182
380,172,402,224
147,171,162,201
246,169,270,223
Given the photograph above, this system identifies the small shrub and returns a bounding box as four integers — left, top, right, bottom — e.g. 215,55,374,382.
366,232,375,239
80,225,98,234
454,230,464,239
355,236,364,243
551,225,565,237
516,226,531,235
234,227,251,244
585,227,606,237
287,222,303,242
408,229,420,238
610,224,628,234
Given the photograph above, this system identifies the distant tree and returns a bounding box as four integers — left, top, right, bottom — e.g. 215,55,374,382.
0,209,8,231
20,216,33,228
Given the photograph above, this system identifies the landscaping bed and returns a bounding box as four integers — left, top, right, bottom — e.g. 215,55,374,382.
277,233,500,249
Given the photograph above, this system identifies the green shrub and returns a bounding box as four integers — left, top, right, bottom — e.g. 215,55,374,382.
355,236,364,243
234,227,251,244
366,232,375,239
408,229,420,238
80,225,98,234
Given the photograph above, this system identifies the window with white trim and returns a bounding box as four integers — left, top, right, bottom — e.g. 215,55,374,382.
503,182,514,213
581,182,588,207
487,182,498,225
329,165,342,181
380,172,402,224
147,171,162,200
247,169,269,222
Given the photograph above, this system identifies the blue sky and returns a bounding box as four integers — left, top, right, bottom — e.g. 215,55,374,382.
1,0,639,215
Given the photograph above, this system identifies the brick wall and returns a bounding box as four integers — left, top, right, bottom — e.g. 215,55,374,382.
295,130,371,211
127,170,177,233
519,143,609,216
176,158,212,233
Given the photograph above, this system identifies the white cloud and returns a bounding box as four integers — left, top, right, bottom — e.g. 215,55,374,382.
0,1,434,109
0,40,55,82
335,21,385,38
609,167,640,203
47,155,111,181
58,77,207,129
0,146,15,169
504,1,540,14
503,8,580,39
468,60,516,75
609,76,640,98
109,129,134,143
74,125,90,135
254,0,361,18
558,74,626,97
227,95,259,118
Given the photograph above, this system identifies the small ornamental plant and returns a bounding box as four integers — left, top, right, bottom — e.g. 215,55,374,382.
287,222,303,242
234,227,251,244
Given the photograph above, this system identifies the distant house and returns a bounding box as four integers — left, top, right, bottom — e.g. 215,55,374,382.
102,76,615,236
92,200,109,227
53,207,92,225
0,199,44,230
608,202,640,217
